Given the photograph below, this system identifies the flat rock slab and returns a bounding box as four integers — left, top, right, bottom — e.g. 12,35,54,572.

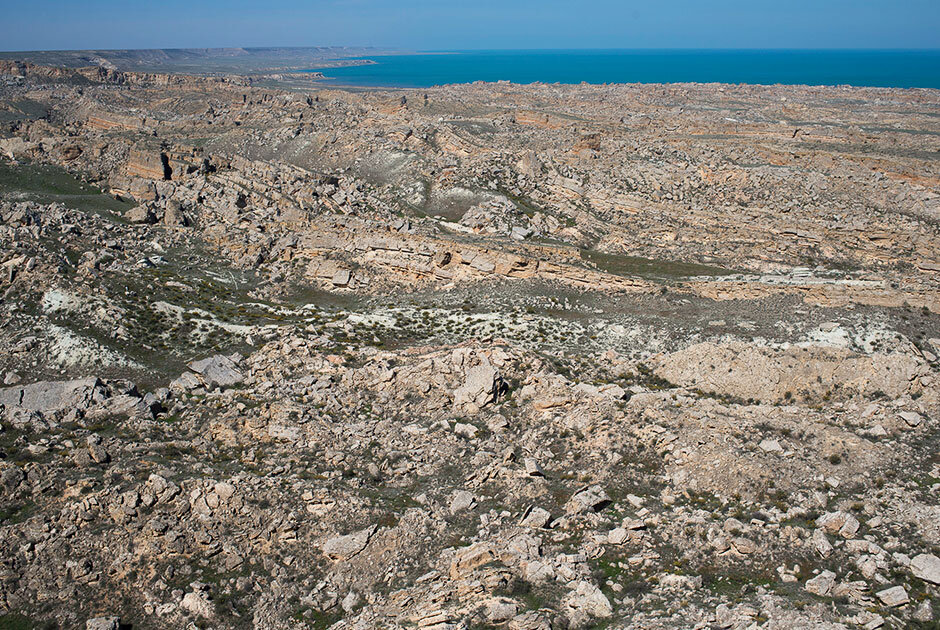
911,553,940,584
188,355,244,389
805,570,836,596
566,485,611,514
876,585,909,607
86,617,120,630
0,378,102,412
322,524,377,560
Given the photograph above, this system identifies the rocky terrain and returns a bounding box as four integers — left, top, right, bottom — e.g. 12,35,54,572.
0,60,938,630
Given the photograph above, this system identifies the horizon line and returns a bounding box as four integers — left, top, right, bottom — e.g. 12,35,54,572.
2,46,939,54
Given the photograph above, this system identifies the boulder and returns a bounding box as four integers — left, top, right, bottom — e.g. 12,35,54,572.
454,360,501,410
816,511,860,538
911,553,940,584
563,581,613,623
187,355,244,389
125,205,155,224
322,524,376,560
86,618,120,630
876,585,909,607
566,485,610,514
805,570,836,596
0,378,102,413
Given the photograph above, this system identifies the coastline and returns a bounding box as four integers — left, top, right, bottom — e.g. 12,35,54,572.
305,48,940,90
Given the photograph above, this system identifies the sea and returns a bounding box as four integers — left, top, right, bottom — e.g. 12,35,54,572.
307,49,940,89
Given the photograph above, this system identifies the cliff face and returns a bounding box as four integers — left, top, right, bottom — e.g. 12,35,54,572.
0,59,251,87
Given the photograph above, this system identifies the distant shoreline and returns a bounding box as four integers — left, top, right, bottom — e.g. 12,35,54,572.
306,49,940,90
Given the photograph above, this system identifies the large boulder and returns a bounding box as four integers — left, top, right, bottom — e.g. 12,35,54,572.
163,199,187,226
911,554,940,584
0,378,103,413
86,617,120,630
187,355,244,389
322,524,376,561
563,581,613,627
124,204,155,224
454,360,502,411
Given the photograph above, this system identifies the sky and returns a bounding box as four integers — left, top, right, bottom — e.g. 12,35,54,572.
1,0,938,52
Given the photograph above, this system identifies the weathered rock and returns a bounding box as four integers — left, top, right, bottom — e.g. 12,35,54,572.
454,361,501,410
875,585,908,607
520,506,552,528
805,571,836,596
0,378,102,413
566,485,610,514
85,617,120,630
910,553,940,584
187,355,244,389
563,581,613,624
816,511,860,538
322,524,376,560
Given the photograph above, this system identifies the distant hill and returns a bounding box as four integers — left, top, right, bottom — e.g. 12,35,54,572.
0,47,390,75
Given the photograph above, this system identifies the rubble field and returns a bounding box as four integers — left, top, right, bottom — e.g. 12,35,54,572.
0,59,939,629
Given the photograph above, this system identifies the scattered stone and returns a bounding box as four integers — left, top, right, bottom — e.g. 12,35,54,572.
85,617,120,630
910,553,940,584
875,585,908,607
520,506,552,528
898,411,923,427
450,490,476,513
758,438,783,453
805,571,836,596
816,511,860,538
187,355,244,389
322,525,377,560
567,485,610,514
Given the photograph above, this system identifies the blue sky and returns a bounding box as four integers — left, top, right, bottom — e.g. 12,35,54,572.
1,0,938,51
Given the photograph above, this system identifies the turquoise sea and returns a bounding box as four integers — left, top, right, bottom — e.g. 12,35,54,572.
308,49,940,89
